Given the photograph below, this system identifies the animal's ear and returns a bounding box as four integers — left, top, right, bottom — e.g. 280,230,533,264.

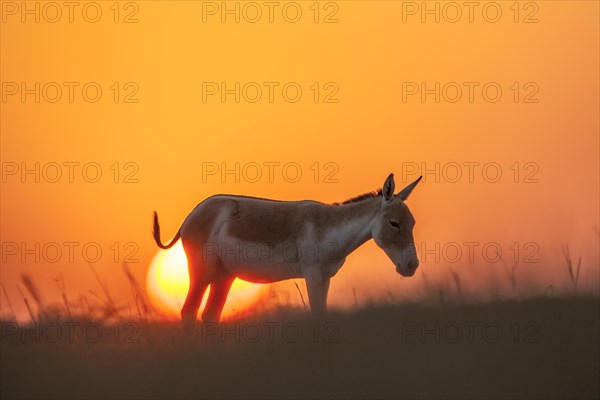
397,176,422,201
382,173,395,202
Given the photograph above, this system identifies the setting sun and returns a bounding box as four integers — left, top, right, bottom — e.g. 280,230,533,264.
146,241,268,320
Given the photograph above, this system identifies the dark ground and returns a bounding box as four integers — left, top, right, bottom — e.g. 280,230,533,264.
1,297,599,399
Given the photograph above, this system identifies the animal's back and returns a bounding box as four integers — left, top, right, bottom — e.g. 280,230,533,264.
180,194,325,244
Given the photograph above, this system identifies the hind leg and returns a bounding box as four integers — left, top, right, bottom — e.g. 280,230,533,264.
181,278,209,335
180,242,212,335
202,273,235,323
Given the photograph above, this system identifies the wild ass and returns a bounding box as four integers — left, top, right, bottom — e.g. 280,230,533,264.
153,173,422,331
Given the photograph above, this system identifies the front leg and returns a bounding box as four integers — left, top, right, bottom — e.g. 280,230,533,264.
305,269,327,316
322,277,331,306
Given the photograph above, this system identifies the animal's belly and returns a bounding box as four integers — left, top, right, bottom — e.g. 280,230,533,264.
214,240,304,282
224,262,303,283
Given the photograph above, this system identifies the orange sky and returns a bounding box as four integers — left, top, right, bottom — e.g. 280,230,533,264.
1,1,598,319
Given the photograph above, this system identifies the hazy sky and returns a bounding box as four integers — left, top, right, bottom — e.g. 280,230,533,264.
1,2,598,319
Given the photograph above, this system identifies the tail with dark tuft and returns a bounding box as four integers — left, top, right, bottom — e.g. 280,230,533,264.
152,211,181,249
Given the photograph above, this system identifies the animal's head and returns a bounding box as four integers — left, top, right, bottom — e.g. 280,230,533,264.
371,173,422,277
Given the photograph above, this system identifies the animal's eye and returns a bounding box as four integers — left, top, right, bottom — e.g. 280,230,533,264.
389,221,400,228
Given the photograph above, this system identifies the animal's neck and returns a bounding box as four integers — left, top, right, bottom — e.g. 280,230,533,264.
323,197,380,258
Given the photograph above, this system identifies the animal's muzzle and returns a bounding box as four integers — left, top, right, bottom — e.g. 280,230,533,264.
396,260,419,277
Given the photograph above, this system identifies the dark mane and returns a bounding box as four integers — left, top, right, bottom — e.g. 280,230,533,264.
331,189,383,206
